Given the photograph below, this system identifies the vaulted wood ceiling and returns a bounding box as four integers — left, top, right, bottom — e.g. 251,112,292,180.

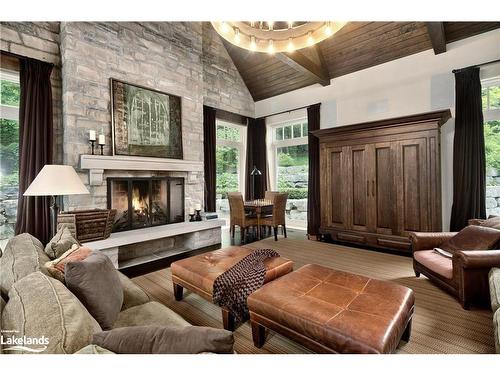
221,22,500,101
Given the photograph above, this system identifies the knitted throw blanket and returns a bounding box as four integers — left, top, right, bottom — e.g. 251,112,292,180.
212,248,280,324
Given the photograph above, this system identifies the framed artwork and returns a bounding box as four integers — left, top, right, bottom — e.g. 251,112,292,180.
110,78,183,159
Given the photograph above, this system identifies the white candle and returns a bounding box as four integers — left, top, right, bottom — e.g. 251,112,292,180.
188,207,194,215
194,203,201,211
98,134,105,145
89,130,96,141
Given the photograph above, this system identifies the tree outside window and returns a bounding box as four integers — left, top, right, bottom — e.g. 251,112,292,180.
1,71,20,250
483,81,500,217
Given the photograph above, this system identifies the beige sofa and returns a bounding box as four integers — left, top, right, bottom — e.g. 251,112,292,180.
0,233,192,354
490,267,500,353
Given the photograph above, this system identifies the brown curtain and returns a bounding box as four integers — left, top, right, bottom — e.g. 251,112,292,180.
307,103,321,236
203,105,217,212
450,67,486,231
245,117,267,200
15,58,54,244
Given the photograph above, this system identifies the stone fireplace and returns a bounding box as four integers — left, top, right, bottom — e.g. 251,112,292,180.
107,177,184,232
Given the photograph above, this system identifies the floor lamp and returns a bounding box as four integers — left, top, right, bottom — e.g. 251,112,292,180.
23,165,90,237
250,165,262,201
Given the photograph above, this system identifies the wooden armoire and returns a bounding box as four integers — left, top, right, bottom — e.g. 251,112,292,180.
312,110,451,253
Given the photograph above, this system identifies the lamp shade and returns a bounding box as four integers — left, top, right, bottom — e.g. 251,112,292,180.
24,165,90,196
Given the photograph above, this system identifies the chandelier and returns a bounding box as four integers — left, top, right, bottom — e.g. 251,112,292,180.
211,21,346,54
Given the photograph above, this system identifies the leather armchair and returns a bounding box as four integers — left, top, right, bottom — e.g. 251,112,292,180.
409,231,500,309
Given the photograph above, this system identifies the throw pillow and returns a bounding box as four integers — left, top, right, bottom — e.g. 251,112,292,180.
0,233,51,298
1,271,101,354
92,325,234,354
45,244,93,282
44,224,80,259
65,251,123,330
440,225,500,255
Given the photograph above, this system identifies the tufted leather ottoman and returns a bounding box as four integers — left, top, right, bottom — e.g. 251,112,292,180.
170,246,294,330
247,264,415,353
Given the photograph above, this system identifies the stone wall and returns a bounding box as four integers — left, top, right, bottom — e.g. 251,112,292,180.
57,22,254,212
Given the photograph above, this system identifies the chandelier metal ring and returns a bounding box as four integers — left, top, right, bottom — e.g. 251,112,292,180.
211,21,346,53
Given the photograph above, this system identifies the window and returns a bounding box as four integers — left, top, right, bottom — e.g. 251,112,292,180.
270,119,308,229
0,69,20,250
483,77,500,217
215,120,247,222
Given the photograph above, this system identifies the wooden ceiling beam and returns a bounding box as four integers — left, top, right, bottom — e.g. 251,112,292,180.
425,22,447,54
275,50,331,86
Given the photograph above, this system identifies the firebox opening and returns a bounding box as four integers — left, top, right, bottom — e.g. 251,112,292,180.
107,177,184,232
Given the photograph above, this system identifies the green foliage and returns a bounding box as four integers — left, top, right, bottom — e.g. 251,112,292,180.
279,188,308,199
0,80,20,107
1,119,19,146
216,125,240,142
216,172,239,198
277,144,309,167
278,152,295,167
485,120,500,171
0,118,19,187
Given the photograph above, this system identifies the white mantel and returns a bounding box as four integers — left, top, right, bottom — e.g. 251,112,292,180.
79,154,203,185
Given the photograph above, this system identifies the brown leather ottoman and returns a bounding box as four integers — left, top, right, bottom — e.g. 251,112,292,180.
247,264,415,353
171,246,294,330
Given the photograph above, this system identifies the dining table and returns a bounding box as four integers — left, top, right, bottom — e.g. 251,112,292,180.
244,199,273,240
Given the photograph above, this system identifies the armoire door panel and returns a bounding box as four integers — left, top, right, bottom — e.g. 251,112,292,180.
397,138,429,234
325,147,347,229
372,143,396,235
346,145,371,231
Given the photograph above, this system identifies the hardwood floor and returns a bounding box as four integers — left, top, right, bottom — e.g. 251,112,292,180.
133,228,495,354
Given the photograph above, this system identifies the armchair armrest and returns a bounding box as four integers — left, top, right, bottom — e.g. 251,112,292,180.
454,250,500,269
468,218,485,226
408,232,458,252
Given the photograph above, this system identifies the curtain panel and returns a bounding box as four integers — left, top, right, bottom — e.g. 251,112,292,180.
203,105,217,213
307,103,321,236
245,117,268,200
15,58,54,244
450,67,486,231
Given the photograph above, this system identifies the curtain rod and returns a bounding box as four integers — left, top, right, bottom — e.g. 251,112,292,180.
261,103,320,119
452,58,500,74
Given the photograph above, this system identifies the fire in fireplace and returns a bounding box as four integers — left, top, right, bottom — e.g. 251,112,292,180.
107,177,184,232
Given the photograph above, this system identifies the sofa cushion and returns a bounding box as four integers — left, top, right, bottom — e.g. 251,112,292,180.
65,252,123,330
93,325,234,354
414,250,453,279
113,301,190,329
117,272,151,310
74,344,114,354
440,225,500,255
494,309,500,354
1,271,101,354
490,268,500,313
45,244,93,282
0,233,51,298
45,224,80,259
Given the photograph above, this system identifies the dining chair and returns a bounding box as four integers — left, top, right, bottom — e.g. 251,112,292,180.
261,192,288,241
227,192,258,244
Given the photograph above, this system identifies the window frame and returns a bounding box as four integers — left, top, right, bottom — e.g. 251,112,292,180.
215,119,247,198
268,117,308,190
0,68,20,122
483,77,500,122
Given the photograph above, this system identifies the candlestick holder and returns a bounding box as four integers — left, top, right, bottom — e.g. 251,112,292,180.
195,209,202,221
90,140,95,155
189,213,195,222
99,144,104,155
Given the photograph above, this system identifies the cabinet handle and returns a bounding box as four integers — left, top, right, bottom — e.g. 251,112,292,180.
367,181,369,196
372,180,375,197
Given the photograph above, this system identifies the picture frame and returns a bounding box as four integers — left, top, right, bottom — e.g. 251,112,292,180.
110,78,183,159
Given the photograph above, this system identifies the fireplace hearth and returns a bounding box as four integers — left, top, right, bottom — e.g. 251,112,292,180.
107,177,184,232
